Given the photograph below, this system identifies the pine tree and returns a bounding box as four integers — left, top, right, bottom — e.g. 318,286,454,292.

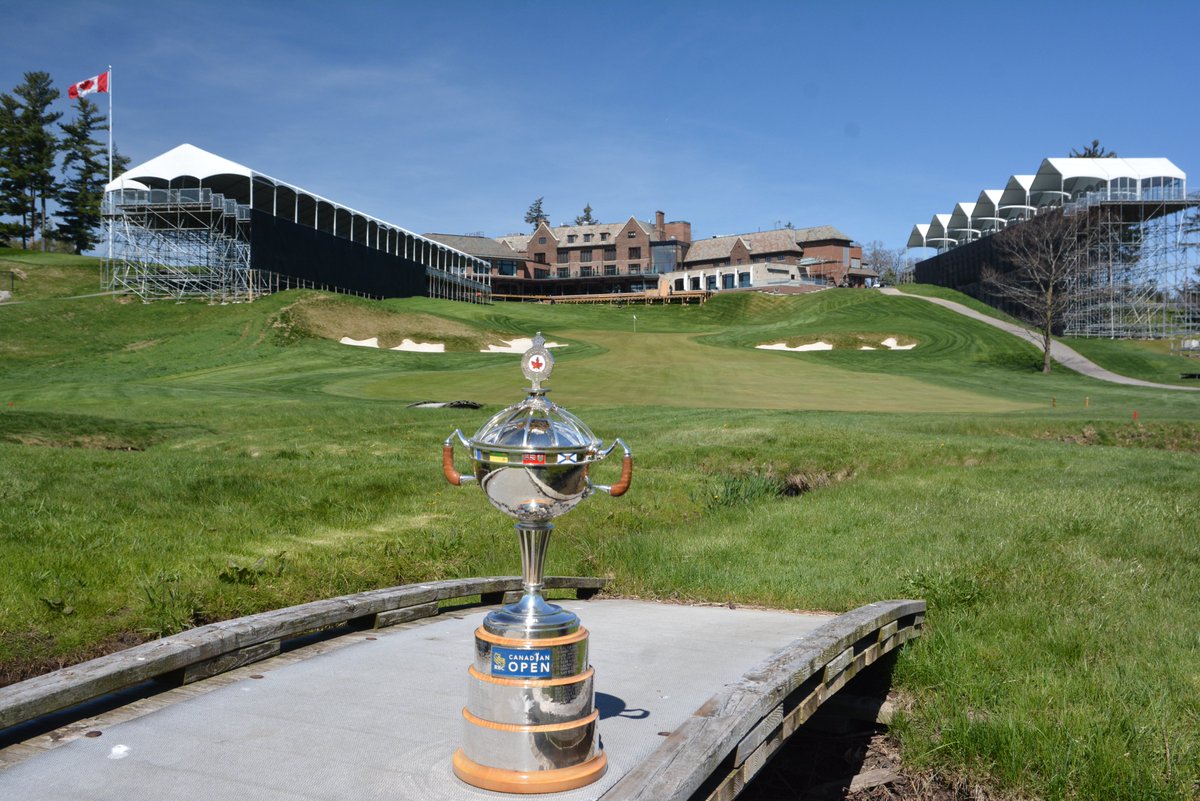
58,98,108,254
524,197,548,231
1069,139,1116,158
573,203,597,225
4,72,62,250
0,93,32,246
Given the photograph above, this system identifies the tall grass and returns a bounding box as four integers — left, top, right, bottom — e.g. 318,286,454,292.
0,260,1198,798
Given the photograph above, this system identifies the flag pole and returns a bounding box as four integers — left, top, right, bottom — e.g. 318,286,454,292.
107,65,113,185
107,66,113,272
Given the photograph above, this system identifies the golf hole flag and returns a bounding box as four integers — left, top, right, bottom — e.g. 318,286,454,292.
68,71,109,99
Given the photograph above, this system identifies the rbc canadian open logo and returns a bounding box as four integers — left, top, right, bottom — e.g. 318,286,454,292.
491,646,552,676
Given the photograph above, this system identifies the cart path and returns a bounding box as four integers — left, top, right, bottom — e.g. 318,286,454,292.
880,287,1200,392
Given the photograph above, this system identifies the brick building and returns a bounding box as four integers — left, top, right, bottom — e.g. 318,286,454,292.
467,213,863,299
491,211,691,298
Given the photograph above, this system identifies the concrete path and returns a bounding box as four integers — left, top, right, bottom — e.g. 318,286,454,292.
880,287,1200,392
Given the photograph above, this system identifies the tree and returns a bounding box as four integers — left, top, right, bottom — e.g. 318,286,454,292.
982,209,1094,374
862,240,905,285
524,197,548,231
0,93,29,245
57,98,108,254
573,203,597,225
10,72,62,250
1069,139,1116,158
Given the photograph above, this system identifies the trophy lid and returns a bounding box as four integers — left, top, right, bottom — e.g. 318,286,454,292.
468,333,601,457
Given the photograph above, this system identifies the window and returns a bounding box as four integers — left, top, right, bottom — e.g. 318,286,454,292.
538,236,546,244
557,268,569,278
600,233,609,241
674,278,684,291
583,233,593,242
722,273,735,289
534,253,546,264
580,249,593,263
567,235,577,243
706,275,717,291
690,276,701,291
534,268,549,279
628,246,641,259
581,266,594,277
628,231,637,238
604,264,617,276
557,249,570,264
628,263,641,274
604,247,616,261
738,272,751,288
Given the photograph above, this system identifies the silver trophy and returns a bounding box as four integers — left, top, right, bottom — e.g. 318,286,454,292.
442,333,631,793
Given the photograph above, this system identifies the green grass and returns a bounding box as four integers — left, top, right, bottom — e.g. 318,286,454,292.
1,258,1199,799
0,247,103,300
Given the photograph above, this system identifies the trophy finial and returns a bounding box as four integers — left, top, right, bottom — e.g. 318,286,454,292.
520,332,554,391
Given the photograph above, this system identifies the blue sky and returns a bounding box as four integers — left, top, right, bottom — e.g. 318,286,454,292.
5,1,1198,251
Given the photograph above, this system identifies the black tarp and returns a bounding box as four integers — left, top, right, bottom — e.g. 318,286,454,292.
249,211,427,298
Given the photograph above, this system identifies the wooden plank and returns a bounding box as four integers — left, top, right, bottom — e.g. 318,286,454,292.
0,576,607,731
177,640,281,685
603,599,926,801
374,601,439,628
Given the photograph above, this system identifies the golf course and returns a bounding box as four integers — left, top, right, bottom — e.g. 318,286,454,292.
2,248,1198,799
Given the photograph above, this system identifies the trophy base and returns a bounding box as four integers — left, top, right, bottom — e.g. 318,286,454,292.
452,748,607,794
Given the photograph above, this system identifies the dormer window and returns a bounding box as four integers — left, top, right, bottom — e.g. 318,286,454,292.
567,235,577,243
583,233,593,242
600,233,609,241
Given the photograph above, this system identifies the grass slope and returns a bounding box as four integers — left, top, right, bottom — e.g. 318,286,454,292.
1,257,1198,799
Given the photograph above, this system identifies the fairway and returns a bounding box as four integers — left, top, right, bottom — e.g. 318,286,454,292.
2,253,1200,800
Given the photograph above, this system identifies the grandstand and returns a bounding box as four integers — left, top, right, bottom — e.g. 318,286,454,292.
907,158,1200,338
103,144,490,303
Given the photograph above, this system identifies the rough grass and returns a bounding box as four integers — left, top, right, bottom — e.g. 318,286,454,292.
1,257,1199,799
0,247,103,300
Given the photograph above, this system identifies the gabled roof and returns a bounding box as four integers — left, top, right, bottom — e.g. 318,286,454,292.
423,234,521,261
974,189,1004,219
684,225,853,263
496,233,532,251
907,224,931,249
106,143,253,191
549,217,653,243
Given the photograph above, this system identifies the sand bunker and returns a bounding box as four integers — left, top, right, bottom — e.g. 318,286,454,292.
479,337,566,353
757,337,916,352
757,341,833,352
339,337,445,352
338,335,566,353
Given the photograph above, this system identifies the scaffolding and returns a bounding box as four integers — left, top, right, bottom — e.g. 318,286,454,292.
103,187,251,301
101,144,492,304
1061,193,1200,338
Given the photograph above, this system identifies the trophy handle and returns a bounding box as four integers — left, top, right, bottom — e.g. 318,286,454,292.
442,430,475,486
591,439,633,497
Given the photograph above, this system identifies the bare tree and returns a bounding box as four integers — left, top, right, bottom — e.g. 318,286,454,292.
983,209,1094,373
862,240,903,285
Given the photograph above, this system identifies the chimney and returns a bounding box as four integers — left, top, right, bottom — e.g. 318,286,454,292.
655,210,665,239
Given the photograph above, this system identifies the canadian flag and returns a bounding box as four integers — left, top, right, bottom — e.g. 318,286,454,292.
68,71,109,99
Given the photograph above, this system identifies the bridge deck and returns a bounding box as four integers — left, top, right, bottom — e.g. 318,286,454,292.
0,587,923,801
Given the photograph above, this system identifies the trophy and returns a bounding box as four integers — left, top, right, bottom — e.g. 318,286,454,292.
442,333,632,793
